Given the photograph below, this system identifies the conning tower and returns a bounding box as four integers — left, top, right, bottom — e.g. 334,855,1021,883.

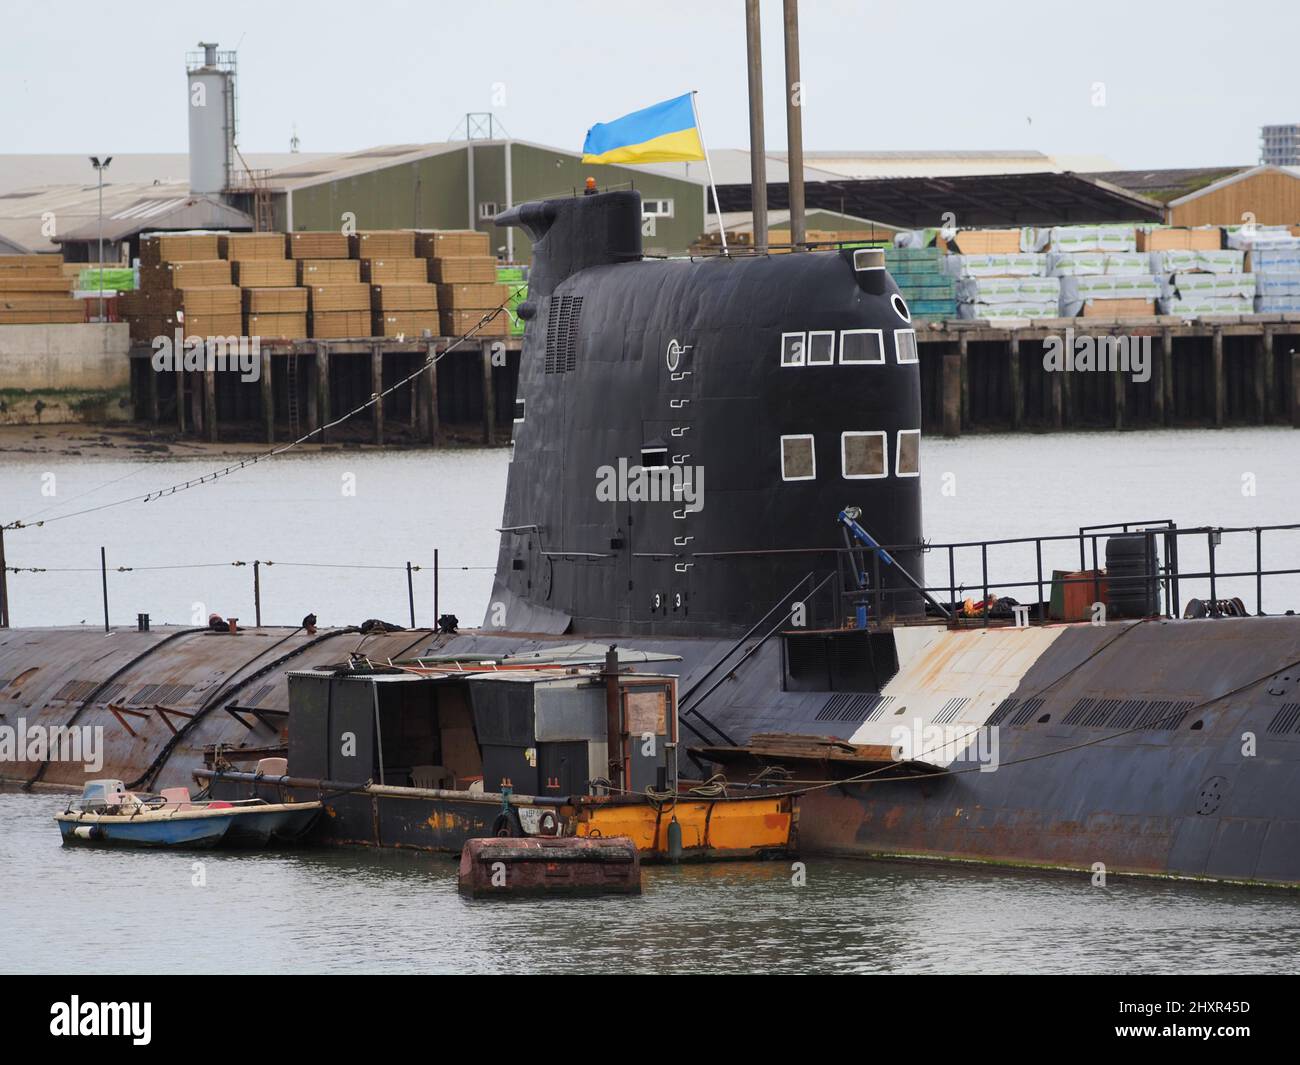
488,189,924,637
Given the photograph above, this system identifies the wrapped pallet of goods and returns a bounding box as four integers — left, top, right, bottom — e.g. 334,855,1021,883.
371,282,438,337
219,232,287,261
1237,232,1300,314
944,253,1056,320
308,283,371,338
947,228,1024,255
286,232,350,259
243,287,308,340
350,231,417,259
414,230,491,257
497,265,528,336
883,246,956,320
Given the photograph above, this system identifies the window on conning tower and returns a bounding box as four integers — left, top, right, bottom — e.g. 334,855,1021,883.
841,431,887,479
896,429,920,477
840,329,885,365
780,435,816,481
895,329,918,364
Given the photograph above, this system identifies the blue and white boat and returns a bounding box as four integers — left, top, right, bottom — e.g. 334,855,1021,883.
55,780,321,849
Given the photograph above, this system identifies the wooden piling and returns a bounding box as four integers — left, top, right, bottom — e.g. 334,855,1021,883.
316,343,330,442
1153,328,1169,425
1212,326,1225,427
371,344,384,446
1112,334,1126,430
1292,351,1300,428
204,365,218,443
1262,327,1275,423
1008,336,1022,430
958,334,969,432
261,349,274,444
425,343,440,446
146,361,160,423
942,351,961,438
481,339,496,445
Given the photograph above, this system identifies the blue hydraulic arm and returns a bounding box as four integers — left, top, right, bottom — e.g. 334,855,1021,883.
836,506,952,622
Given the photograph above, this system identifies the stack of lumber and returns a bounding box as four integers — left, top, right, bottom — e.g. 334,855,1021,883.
436,280,511,337
286,232,350,260
372,282,438,337
132,235,237,339
1135,226,1221,253
308,282,371,338
218,230,308,338
414,230,503,335
884,247,957,320
945,252,1056,320
244,287,308,339
0,255,80,324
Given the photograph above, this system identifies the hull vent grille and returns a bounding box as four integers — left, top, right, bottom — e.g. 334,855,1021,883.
544,295,583,374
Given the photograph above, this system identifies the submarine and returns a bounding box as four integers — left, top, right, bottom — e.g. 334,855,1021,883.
3,187,1300,887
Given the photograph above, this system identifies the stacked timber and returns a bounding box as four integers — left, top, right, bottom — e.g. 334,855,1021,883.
413,230,504,336
308,282,371,338
885,247,958,321
286,232,350,260
244,287,308,340
371,282,438,337
219,229,308,338
0,254,80,324
134,236,236,340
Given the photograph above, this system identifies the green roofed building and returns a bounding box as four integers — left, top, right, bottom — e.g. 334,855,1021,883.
239,139,708,261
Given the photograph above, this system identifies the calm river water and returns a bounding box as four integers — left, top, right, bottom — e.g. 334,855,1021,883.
1,427,1298,973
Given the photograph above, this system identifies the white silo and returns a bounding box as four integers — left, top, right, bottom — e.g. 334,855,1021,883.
186,42,237,195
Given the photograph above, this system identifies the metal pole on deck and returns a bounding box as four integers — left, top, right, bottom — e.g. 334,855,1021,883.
0,526,9,628
253,560,262,628
782,0,806,248
433,548,440,626
407,561,416,628
100,546,109,632
745,0,768,252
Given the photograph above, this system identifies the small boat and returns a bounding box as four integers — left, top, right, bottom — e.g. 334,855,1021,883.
55,779,321,850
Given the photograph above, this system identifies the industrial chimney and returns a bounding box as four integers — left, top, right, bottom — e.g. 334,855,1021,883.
186,42,237,195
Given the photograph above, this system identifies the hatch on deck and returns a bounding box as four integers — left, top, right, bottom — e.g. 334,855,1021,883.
781,628,899,693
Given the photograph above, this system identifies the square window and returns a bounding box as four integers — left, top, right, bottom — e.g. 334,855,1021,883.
514,398,525,422
781,332,806,367
896,429,920,477
780,434,816,481
894,328,918,364
840,329,884,364
807,330,835,365
841,431,887,479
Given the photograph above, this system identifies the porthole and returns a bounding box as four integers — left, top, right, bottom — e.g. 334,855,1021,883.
891,293,911,322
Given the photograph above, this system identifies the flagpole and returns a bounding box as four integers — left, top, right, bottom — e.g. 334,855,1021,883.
690,91,729,255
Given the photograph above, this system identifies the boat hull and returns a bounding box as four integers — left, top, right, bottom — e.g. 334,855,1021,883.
56,813,234,849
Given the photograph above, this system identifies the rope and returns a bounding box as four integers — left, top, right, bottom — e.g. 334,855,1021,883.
1,289,524,534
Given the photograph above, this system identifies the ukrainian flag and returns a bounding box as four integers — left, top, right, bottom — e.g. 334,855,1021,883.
582,93,705,165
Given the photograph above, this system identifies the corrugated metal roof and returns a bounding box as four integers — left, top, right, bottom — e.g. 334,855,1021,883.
54,194,253,243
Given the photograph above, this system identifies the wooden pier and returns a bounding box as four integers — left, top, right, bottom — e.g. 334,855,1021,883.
128,316,1300,445
128,335,522,446
917,315,1300,435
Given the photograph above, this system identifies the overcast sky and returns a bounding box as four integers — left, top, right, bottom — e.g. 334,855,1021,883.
3,0,1293,168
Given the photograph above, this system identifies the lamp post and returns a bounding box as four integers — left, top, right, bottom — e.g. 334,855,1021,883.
89,155,112,321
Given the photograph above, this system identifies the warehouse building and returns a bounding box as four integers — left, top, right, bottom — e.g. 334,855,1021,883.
239,139,707,260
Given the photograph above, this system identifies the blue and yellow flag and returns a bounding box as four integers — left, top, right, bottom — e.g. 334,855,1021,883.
582,93,706,165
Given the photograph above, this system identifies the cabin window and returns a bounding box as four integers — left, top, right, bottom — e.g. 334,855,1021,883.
643,199,675,218
840,328,884,365
896,429,920,477
807,330,836,365
514,398,525,422
894,328,918,364
781,332,805,367
891,293,912,323
853,248,885,272
780,434,816,481
641,446,670,469
842,430,887,479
